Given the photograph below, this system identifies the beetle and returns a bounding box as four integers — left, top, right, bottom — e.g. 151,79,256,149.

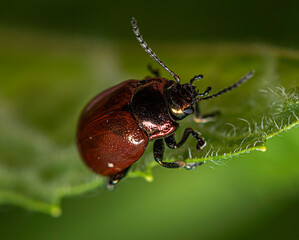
76,18,254,189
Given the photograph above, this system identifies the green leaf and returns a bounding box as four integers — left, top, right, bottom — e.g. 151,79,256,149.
0,31,298,216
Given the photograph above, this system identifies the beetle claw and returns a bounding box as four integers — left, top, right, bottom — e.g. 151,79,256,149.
105,180,117,191
174,161,204,170
173,161,186,168
196,140,206,152
184,162,204,170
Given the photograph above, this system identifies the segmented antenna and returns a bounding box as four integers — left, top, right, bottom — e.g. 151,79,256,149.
197,71,254,102
131,17,181,83
190,74,203,84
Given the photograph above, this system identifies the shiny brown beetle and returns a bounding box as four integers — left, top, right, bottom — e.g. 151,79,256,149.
76,18,254,189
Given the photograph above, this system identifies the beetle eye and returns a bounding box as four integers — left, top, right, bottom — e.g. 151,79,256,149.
170,106,194,119
183,107,194,115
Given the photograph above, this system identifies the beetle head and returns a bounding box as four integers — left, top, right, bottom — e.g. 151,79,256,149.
131,18,254,120
166,82,199,120
166,74,214,120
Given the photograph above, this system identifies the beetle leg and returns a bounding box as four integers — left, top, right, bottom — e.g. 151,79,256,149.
106,166,131,190
154,139,185,169
165,127,206,152
193,102,220,123
147,64,160,77
163,129,205,170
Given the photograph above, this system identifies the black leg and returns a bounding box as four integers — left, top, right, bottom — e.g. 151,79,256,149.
148,64,160,77
162,128,206,170
154,139,183,168
193,102,220,123
106,166,131,190
165,127,206,152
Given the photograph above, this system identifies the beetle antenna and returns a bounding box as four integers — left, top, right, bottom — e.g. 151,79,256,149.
131,17,181,83
190,74,203,84
196,71,254,102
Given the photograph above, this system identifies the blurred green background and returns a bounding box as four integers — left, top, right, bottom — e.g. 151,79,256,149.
0,0,299,239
